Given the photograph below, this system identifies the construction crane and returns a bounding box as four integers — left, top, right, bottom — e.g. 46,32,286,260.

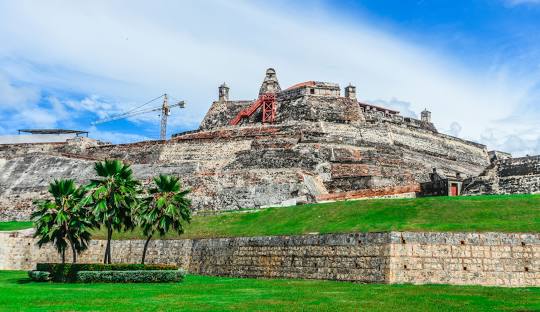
93,94,185,140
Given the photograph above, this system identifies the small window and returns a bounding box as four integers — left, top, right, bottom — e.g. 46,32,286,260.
310,88,315,94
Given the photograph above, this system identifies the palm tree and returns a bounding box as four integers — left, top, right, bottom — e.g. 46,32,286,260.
32,179,93,263
138,175,191,264
88,159,140,264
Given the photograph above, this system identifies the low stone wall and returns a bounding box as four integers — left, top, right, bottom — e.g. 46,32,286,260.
1,230,538,287
389,232,539,287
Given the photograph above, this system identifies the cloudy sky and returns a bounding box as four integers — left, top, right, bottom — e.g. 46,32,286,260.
0,1,539,155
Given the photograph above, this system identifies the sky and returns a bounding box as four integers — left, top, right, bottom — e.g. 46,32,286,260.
0,1,539,155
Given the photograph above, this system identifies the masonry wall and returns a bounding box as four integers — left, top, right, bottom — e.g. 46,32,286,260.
497,156,540,194
1,230,538,287
463,155,540,195
0,92,490,221
388,232,539,287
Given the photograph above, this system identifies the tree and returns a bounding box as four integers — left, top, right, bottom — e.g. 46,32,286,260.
88,159,140,264
32,179,93,263
138,175,191,264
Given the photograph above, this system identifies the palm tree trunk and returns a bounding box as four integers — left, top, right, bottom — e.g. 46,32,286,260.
61,248,66,264
70,242,77,263
141,235,152,264
104,227,112,264
103,244,108,264
106,227,113,264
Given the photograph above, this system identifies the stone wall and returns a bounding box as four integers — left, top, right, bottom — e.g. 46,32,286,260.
0,118,490,221
389,232,539,287
2,230,538,287
0,85,491,221
464,155,540,195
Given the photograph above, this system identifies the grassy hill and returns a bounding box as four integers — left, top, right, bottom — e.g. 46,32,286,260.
2,194,539,238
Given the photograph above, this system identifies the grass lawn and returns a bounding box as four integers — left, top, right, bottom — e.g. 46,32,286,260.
1,194,539,239
0,271,538,312
0,221,33,232
98,194,540,239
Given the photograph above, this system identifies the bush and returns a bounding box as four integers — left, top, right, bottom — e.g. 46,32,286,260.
36,263,178,282
76,270,185,283
28,270,51,282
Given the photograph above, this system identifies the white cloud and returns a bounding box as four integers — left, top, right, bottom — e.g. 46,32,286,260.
0,73,39,109
370,98,418,118
0,1,538,155
447,122,463,138
87,126,151,144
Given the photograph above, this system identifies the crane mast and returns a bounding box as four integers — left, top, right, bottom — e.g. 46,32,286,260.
160,94,169,140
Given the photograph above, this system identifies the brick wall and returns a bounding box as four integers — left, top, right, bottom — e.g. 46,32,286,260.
2,230,538,287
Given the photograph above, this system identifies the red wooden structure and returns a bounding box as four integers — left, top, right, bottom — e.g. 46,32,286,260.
229,93,276,126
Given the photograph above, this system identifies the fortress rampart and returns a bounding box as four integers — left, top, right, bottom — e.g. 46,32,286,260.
2,230,538,287
464,155,540,195
5,67,533,221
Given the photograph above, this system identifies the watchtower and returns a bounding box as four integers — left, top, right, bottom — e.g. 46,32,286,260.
219,82,230,101
345,84,356,100
421,109,431,123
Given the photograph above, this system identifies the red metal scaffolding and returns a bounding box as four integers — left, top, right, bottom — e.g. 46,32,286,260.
229,93,276,126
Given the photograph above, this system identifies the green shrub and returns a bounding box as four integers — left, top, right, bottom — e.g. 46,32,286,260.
76,270,185,283
36,263,178,282
28,270,51,282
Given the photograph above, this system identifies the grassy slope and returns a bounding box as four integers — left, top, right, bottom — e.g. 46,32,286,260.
0,271,538,312
107,194,540,239
0,221,32,232
1,195,539,239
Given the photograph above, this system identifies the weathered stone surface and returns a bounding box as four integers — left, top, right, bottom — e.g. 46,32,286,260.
464,155,540,195
1,230,538,287
0,70,492,220
0,121,491,221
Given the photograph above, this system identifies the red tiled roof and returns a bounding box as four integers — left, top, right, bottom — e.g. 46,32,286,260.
284,81,317,91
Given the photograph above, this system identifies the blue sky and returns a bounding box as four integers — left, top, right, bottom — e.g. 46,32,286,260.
0,1,539,155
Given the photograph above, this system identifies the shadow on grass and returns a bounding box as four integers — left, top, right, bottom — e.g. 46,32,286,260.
16,278,34,284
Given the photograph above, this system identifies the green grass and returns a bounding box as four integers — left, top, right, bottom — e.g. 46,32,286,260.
0,221,33,232
0,271,538,311
106,194,540,239
2,194,539,239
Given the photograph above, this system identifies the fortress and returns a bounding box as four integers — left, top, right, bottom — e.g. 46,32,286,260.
1,68,539,221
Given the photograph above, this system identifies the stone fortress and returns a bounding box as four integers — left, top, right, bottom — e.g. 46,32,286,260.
1,68,539,288
1,68,540,221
